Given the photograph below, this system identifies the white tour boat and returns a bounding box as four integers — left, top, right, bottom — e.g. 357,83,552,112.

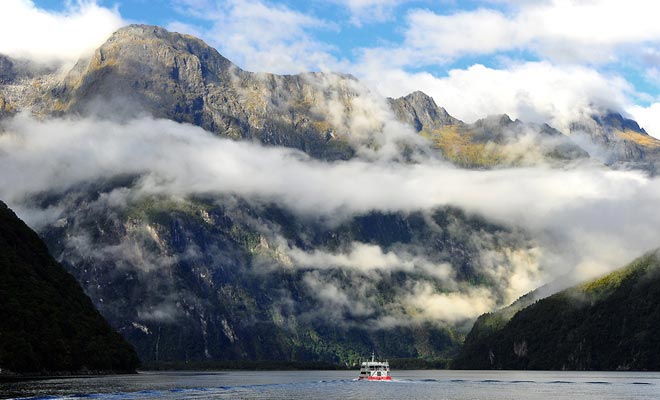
357,353,392,381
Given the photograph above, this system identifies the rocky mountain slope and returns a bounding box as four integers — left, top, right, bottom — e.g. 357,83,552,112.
570,111,660,173
52,25,373,161
454,251,660,370
2,24,657,169
0,200,139,375
390,91,588,167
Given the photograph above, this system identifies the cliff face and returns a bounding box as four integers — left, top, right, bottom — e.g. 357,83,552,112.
454,251,660,371
0,200,139,375
50,25,368,161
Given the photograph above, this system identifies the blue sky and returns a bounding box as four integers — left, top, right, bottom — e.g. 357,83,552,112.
4,0,660,136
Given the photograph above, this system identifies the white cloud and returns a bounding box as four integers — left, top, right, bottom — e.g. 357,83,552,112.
478,247,542,305
137,301,182,323
163,0,653,134
402,283,497,323
356,61,631,131
302,271,375,320
4,113,660,322
0,0,124,64
627,102,660,139
286,241,454,280
401,0,660,63
330,0,409,25
404,8,521,62
2,113,660,283
2,0,660,327
168,0,344,74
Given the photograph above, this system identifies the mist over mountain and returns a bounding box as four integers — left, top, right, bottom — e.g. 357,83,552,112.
570,111,660,173
454,250,660,370
2,24,660,366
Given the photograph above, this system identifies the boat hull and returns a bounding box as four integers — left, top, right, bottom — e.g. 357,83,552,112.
359,376,392,381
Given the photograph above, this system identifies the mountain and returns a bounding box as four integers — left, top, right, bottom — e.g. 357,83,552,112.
3,25,660,171
570,111,660,173
0,24,600,168
454,251,660,370
389,92,588,168
0,200,139,375
388,91,462,132
0,24,658,368
36,182,536,365
0,24,547,367
50,25,368,161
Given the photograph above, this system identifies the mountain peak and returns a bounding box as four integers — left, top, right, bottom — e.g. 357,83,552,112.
475,114,514,126
54,24,239,120
388,91,461,132
106,24,225,61
113,24,179,37
76,23,236,81
47,25,363,160
592,110,647,135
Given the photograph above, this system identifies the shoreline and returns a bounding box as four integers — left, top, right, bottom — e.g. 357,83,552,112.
0,370,138,383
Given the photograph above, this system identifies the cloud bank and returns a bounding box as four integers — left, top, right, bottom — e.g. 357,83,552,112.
2,114,659,303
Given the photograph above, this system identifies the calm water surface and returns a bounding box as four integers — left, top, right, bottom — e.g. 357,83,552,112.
1,370,659,399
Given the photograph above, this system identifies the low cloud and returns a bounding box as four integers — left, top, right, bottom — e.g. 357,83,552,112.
402,283,497,324
2,113,660,324
3,1,660,328
137,301,183,323
286,241,454,280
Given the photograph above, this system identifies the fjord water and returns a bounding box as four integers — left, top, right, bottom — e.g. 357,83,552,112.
2,370,659,400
